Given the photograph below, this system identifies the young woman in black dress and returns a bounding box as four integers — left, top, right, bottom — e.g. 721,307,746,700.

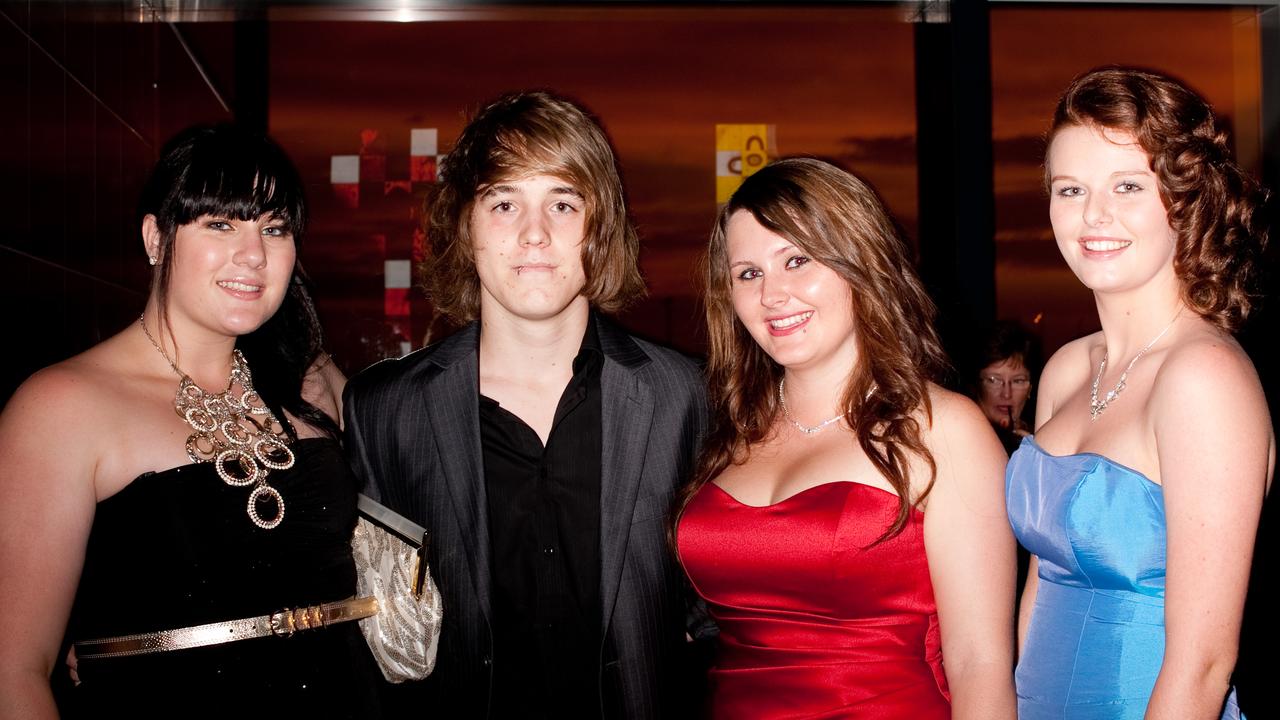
0,125,381,718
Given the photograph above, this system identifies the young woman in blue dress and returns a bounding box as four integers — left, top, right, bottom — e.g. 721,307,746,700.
1007,67,1273,719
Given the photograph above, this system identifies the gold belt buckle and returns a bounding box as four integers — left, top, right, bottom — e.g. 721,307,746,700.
270,604,328,637
269,608,296,637
77,596,377,659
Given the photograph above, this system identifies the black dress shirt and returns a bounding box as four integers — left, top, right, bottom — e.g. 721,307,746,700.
479,321,603,719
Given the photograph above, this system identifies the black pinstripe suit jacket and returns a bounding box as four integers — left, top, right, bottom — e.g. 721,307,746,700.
343,315,708,719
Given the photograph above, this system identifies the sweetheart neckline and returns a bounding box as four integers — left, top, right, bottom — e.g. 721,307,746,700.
707,479,920,511
1020,436,1161,489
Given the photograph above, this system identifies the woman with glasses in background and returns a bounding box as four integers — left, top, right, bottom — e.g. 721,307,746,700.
972,321,1042,455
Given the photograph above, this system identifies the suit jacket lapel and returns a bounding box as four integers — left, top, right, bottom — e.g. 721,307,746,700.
596,317,655,635
421,322,493,625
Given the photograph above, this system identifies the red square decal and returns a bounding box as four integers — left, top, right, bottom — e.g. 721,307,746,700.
384,287,411,318
410,156,437,183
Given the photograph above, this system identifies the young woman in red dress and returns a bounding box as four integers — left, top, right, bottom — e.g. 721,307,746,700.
677,158,1016,719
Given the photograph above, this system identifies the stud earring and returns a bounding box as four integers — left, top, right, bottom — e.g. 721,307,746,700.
148,255,157,266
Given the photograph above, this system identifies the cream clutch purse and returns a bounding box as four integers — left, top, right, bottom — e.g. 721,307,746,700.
351,494,443,683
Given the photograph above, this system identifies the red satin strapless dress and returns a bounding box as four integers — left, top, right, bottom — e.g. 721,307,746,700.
678,481,950,719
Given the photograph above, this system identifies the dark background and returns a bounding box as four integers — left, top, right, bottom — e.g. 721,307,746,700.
2,1,1276,715
2,2,1273,387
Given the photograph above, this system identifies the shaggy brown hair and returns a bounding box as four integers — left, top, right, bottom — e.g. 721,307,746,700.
1047,67,1269,334
676,158,948,543
421,91,645,322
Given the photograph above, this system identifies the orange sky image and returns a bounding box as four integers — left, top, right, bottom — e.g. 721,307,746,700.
249,4,1262,363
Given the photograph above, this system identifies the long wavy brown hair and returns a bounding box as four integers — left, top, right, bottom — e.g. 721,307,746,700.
676,158,948,543
1047,67,1269,334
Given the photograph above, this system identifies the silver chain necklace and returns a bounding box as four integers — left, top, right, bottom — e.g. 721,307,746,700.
139,315,294,529
778,377,846,436
1089,314,1178,421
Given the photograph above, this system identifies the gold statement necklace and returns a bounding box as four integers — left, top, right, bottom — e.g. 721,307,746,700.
139,315,295,529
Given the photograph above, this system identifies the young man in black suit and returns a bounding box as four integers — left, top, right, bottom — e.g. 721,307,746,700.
343,91,709,719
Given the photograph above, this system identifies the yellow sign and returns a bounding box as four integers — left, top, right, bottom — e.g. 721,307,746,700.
715,124,776,203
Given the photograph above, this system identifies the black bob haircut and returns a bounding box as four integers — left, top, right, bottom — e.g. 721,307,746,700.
139,123,307,241
139,124,336,441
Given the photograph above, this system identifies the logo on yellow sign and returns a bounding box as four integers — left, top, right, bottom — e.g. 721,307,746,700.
716,124,776,204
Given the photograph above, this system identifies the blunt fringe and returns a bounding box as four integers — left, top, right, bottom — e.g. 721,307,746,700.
422,91,645,322
139,124,336,440
1048,67,1269,334
676,158,948,543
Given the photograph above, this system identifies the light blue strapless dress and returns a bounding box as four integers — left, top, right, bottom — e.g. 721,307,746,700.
1006,437,1243,720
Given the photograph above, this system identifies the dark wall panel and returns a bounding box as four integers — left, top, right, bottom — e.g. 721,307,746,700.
0,2,232,403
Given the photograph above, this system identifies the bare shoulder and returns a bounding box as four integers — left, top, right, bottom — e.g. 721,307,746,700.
916,383,1006,505
0,350,122,496
1149,324,1274,491
920,384,1005,472
1155,329,1258,395
923,383,995,439
1150,328,1269,435
2,327,171,468
1041,333,1097,391
2,351,118,427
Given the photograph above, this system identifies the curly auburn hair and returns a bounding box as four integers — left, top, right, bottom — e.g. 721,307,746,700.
1047,67,1269,334
421,91,645,322
675,158,948,543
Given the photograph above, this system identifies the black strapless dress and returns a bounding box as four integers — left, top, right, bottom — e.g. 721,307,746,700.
58,437,382,718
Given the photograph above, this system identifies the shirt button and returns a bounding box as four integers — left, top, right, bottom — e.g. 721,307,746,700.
543,547,555,555
482,656,492,667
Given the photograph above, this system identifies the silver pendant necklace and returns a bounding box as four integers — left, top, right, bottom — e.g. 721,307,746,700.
1089,314,1179,421
139,315,294,529
778,377,846,436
